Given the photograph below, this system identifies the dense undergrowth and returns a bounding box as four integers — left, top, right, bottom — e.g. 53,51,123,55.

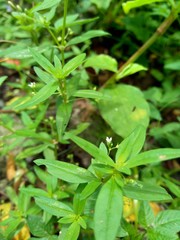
0,0,180,239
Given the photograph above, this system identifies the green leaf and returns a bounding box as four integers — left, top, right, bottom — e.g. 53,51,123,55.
29,48,56,75
15,81,58,110
125,148,180,168
0,76,7,86
27,215,49,237
63,222,80,240
154,210,180,235
99,84,149,138
122,0,164,14
84,54,118,72
80,181,101,200
66,133,114,166
35,159,95,183
94,178,123,240
164,60,180,70
116,63,147,80
32,0,61,12
16,144,49,160
115,126,146,168
73,89,108,100
123,180,172,201
91,0,113,10
34,67,55,84
138,201,155,228
35,196,73,217
62,54,86,77
56,100,72,142
20,187,49,197
162,179,180,197
67,30,109,46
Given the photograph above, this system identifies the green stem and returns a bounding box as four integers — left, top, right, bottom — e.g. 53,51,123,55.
60,0,69,103
103,8,179,87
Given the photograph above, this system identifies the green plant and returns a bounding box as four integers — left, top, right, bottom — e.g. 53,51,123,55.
0,0,180,239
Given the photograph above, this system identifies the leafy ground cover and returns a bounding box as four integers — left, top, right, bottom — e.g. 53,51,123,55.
0,0,180,239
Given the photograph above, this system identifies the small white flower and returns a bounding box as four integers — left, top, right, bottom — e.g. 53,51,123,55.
28,82,36,88
106,137,112,144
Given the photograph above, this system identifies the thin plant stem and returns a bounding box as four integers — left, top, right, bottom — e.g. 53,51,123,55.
103,7,179,88
59,0,69,103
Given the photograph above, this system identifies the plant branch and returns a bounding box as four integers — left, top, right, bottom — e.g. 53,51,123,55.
103,8,179,87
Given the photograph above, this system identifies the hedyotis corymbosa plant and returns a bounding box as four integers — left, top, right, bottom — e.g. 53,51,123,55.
34,126,180,240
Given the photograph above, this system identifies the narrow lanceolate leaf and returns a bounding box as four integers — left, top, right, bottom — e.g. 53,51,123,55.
94,178,123,240
35,196,73,217
67,30,109,46
66,133,114,166
115,126,146,167
15,81,58,110
122,0,164,14
73,89,107,100
124,148,180,168
20,187,48,197
29,48,56,75
80,181,101,200
116,63,147,80
35,159,95,183
62,54,86,77
123,180,172,201
63,222,80,240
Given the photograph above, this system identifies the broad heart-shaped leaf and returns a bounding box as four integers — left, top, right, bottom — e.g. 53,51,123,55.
31,0,61,12
67,30,109,46
123,180,172,201
122,0,164,14
116,63,147,80
115,126,146,167
29,48,56,75
99,84,149,138
84,54,118,72
62,54,86,77
66,133,114,166
153,210,180,235
35,159,95,183
94,177,123,240
124,148,180,168
35,196,73,217
15,81,58,110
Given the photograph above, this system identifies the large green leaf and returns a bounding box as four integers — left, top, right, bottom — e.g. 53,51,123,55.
94,178,123,240
66,133,114,166
35,159,95,183
123,180,172,201
35,196,73,217
67,30,109,46
99,84,149,138
115,126,146,167
84,54,118,72
125,148,180,168
15,81,58,110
